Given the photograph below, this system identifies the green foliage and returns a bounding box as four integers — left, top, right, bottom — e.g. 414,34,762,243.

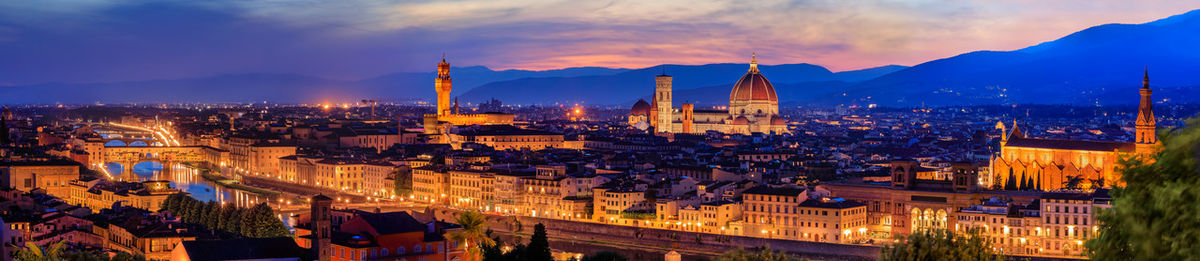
526,223,553,261
717,247,804,261
880,229,1002,261
245,202,291,238
446,211,496,260
15,240,66,261
1062,174,1084,190
161,194,289,238
14,240,147,261
1087,120,1200,261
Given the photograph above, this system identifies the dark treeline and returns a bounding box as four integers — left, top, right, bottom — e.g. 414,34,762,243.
160,194,290,238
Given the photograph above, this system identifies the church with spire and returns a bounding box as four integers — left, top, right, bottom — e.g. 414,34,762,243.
990,68,1160,191
629,54,789,135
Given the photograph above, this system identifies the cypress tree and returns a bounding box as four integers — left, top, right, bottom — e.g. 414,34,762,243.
202,201,221,229
1004,169,1017,191
225,208,244,235
241,203,289,238
527,223,553,261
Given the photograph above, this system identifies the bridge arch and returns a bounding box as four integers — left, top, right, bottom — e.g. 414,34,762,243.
128,140,149,146
105,140,128,147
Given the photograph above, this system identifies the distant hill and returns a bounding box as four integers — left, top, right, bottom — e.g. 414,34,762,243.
456,63,901,105
0,63,900,105
833,9,1200,106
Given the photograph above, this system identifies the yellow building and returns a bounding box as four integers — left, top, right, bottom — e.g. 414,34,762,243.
449,125,567,150
314,158,365,194
0,159,79,196
412,166,449,204
739,186,869,243
631,54,789,135
66,179,179,213
991,70,1159,191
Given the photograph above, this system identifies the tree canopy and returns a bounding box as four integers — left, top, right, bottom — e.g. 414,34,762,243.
880,229,1002,261
161,193,290,238
716,247,805,261
1087,120,1200,260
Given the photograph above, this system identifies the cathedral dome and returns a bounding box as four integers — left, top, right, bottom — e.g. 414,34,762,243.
729,55,778,103
630,99,651,116
732,116,750,125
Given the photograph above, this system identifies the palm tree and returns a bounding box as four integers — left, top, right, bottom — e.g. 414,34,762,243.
16,240,67,261
1090,177,1106,188
1063,175,1085,190
446,211,495,261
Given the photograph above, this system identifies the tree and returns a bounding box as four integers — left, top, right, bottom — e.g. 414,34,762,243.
245,203,290,238
717,247,803,261
1062,175,1084,190
15,240,66,261
224,207,244,234
526,223,553,261
447,211,496,260
200,201,220,229
1003,169,1017,191
1087,120,1200,260
880,229,1002,261
1019,173,1030,191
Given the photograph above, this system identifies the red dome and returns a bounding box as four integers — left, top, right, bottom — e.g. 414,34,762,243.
732,116,750,125
729,65,777,102
630,99,651,116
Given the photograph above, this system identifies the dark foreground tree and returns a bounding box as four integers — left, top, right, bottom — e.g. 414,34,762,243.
880,229,1002,261
526,223,553,261
1088,120,1200,261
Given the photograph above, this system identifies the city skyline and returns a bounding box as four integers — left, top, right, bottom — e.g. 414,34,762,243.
2,2,1199,260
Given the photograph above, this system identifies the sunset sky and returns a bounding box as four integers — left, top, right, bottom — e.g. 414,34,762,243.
1,0,1197,85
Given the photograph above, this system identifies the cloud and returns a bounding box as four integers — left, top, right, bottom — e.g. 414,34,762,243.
0,0,1196,85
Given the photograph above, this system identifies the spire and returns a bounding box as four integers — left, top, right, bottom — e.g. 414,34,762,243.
1143,66,1149,89
1009,120,1024,139
749,52,759,73
442,52,446,63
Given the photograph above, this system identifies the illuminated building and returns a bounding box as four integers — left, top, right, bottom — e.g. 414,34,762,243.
0,159,79,196
632,54,789,135
737,186,868,243
65,179,179,213
991,70,1160,191
422,56,515,140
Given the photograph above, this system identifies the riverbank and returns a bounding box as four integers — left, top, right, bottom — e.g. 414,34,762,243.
186,165,281,196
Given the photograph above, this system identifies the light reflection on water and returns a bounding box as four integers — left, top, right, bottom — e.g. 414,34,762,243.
104,162,272,208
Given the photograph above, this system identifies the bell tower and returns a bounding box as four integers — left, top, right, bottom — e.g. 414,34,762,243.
1135,67,1158,153
435,54,453,116
655,70,673,133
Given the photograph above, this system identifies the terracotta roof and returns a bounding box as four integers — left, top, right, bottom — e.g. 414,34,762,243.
730,64,778,102
630,99,651,116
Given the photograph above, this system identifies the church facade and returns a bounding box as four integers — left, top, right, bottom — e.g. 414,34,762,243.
629,54,789,135
991,70,1160,191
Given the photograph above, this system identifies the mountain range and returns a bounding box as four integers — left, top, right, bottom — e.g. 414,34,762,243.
4,9,1200,107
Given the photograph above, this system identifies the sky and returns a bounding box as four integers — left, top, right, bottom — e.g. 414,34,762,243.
0,0,1197,85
